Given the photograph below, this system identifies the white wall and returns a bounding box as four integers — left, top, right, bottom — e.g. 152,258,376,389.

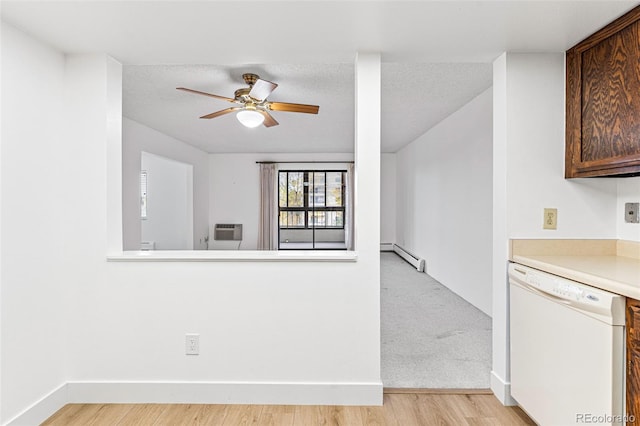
79,54,379,403
618,177,640,242
141,152,194,250
122,118,209,250
492,54,509,405
491,52,620,404
209,153,354,250
380,154,396,245
0,22,68,424
504,55,617,240
395,88,493,316
0,30,383,423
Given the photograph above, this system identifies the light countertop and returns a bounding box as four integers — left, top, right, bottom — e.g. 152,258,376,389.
510,239,640,299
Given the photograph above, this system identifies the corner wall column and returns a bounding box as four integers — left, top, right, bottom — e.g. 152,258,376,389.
354,52,382,392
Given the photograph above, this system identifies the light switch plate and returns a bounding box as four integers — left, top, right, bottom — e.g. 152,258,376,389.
626,202,639,223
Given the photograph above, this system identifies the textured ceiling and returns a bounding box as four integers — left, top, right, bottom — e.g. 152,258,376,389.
3,1,636,153
123,64,356,153
123,63,492,153
382,63,493,153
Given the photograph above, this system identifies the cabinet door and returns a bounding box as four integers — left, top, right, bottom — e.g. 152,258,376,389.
566,6,640,178
627,298,640,422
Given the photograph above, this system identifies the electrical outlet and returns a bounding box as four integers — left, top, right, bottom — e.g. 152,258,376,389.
626,203,640,223
543,208,557,230
185,333,199,355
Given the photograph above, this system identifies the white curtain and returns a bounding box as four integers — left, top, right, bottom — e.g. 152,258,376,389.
258,163,278,250
345,163,355,250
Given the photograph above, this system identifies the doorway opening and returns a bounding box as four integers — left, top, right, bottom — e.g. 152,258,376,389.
140,151,194,250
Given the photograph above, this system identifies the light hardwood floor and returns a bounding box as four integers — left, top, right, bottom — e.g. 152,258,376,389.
41,391,535,425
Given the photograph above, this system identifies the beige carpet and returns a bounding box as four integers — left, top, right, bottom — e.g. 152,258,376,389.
381,252,491,388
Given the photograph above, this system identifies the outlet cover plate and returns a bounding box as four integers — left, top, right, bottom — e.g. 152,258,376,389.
626,203,639,223
185,333,199,355
543,208,557,230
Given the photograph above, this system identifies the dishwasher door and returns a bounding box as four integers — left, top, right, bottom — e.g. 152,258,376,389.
509,263,625,426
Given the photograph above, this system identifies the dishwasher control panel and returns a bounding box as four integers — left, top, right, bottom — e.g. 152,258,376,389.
513,264,587,301
509,262,625,325
554,282,585,300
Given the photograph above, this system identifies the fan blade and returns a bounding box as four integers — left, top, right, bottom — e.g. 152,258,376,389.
177,87,236,103
249,79,278,101
268,102,319,114
259,110,279,127
200,107,240,119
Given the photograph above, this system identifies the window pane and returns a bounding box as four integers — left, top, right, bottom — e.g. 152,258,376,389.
288,172,304,207
309,211,326,227
326,172,343,207
308,172,325,207
280,211,305,228
325,211,334,227
327,211,344,227
288,211,305,227
279,172,287,207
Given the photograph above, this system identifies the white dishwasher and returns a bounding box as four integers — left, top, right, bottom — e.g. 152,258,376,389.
509,263,626,426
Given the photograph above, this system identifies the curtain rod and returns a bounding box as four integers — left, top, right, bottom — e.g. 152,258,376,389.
256,161,354,164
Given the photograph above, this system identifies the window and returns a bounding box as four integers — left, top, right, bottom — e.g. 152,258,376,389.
278,170,346,229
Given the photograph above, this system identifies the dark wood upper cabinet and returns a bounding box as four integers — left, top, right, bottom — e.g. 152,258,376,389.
566,6,640,178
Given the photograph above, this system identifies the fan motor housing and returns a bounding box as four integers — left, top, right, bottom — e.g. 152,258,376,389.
234,87,251,101
242,73,259,86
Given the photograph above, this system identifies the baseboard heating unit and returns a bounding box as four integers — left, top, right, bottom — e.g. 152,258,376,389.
393,244,426,272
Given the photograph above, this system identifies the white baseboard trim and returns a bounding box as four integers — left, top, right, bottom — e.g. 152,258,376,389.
5,383,68,426
4,380,383,425
380,243,394,252
490,371,517,406
67,381,383,406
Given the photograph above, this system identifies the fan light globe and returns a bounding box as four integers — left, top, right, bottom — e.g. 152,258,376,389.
236,109,264,128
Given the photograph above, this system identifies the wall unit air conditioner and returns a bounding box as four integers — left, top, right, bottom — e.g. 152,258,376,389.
214,224,243,241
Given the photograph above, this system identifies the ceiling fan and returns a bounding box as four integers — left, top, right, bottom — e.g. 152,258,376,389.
177,73,320,128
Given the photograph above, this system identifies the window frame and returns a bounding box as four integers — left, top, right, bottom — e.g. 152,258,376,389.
278,170,346,230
